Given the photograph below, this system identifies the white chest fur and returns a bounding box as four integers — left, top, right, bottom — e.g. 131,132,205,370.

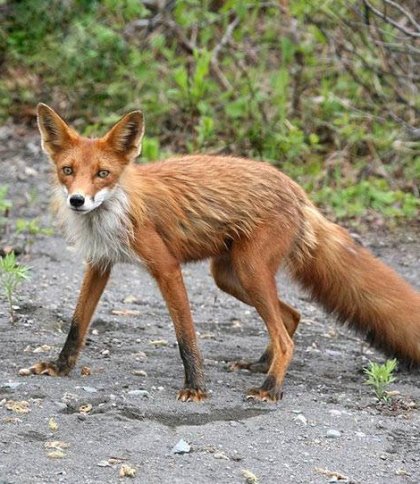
54,186,137,267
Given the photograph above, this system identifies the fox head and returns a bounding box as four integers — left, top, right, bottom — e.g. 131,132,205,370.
37,103,144,213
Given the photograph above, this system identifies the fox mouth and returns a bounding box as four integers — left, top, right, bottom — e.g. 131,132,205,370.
70,206,93,213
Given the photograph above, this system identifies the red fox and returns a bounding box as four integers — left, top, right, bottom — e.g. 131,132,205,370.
23,103,420,402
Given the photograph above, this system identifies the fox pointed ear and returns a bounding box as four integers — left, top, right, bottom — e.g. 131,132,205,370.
37,103,77,156
103,111,144,159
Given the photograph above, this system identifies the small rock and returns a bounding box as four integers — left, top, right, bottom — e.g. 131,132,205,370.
242,469,258,483
111,309,140,316
97,460,112,467
33,345,51,353
47,450,66,459
355,431,366,438
1,382,23,390
199,332,216,340
5,400,30,414
79,404,93,413
128,390,150,398
149,339,168,348
171,439,191,454
18,368,31,377
326,429,341,439
134,351,147,360
329,409,342,417
80,366,91,376
48,417,58,432
214,451,229,460
101,349,110,357
55,402,68,412
293,414,307,426
119,464,136,478
395,468,410,476
82,386,97,393
123,295,139,304
325,349,342,357
45,441,69,450
132,370,147,377
108,458,125,465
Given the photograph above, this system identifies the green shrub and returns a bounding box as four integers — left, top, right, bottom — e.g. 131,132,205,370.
1,0,417,222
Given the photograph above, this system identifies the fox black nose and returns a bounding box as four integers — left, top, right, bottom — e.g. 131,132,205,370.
69,194,85,208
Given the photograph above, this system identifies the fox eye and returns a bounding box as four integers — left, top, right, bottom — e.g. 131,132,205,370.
62,166,73,175
97,170,110,178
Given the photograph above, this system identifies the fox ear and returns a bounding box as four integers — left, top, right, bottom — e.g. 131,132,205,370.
37,103,76,156
103,111,144,159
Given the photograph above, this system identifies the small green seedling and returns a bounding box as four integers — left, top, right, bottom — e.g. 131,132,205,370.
0,186,12,212
0,185,12,229
16,218,53,236
364,359,398,402
0,252,30,323
16,218,53,248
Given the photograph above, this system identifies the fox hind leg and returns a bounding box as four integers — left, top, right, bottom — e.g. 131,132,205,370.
227,226,296,401
211,254,300,374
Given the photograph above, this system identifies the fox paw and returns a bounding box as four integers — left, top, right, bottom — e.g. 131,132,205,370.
245,387,283,403
177,388,207,402
19,361,70,377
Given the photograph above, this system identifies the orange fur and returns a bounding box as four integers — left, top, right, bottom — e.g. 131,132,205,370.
289,205,420,364
29,104,420,402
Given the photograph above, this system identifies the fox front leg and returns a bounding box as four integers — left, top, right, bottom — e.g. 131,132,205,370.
21,264,110,376
133,227,207,402
153,265,207,402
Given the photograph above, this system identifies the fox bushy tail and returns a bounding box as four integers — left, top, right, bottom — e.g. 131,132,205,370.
289,204,420,364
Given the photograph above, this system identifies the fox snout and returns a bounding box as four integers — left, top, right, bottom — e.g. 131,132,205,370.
69,194,85,208
66,191,90,212
66,187,112,213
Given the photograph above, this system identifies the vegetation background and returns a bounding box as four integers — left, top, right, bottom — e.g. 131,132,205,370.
0,0,419,224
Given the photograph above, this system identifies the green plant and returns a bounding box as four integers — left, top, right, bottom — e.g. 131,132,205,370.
141,137,160,161
195,115,215,149
364,359,398,402
0,185,12,229
16,218,54,247
0,186,12,212
313,180,420,220
0,252,30,323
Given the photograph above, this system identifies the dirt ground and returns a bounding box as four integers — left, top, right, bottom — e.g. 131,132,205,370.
0,125,419,484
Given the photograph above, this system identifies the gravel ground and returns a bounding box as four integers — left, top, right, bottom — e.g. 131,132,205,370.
0,125,419,483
